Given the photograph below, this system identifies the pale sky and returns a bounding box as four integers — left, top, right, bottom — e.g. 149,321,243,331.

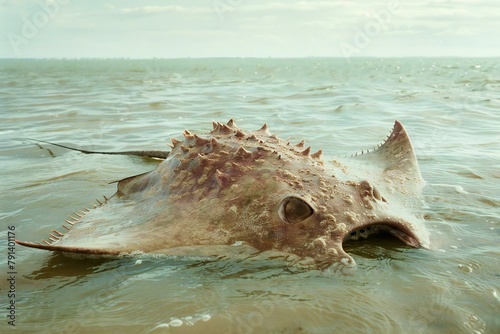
1,0,499,58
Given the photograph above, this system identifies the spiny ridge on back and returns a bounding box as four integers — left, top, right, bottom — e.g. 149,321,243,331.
174,119,324,163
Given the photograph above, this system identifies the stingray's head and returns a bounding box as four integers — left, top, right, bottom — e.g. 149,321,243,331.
267,178,430,271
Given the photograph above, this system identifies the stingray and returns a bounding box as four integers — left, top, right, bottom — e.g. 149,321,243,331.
17,120,429,270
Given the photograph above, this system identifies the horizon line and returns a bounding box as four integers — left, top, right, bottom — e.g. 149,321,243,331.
1,55,499,61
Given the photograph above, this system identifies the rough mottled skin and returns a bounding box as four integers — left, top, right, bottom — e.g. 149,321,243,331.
17,120,429,269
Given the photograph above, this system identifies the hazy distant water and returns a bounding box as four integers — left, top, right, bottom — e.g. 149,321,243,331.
0,58,499,334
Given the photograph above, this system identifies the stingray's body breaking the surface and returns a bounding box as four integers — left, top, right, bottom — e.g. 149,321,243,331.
17,120,430,270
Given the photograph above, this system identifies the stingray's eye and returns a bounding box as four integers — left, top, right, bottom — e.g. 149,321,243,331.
279,197,314,224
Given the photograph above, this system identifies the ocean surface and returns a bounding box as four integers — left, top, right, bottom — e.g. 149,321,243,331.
0,58,498,334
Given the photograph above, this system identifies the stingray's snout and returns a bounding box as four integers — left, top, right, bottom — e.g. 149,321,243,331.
343,219,430,249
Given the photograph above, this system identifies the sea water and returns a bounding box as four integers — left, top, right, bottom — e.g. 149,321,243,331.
0,58,499,333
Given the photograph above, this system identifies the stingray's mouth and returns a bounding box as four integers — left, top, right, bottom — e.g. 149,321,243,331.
343,221,426,249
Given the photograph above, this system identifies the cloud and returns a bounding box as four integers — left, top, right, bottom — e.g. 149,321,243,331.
0,0,498,58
